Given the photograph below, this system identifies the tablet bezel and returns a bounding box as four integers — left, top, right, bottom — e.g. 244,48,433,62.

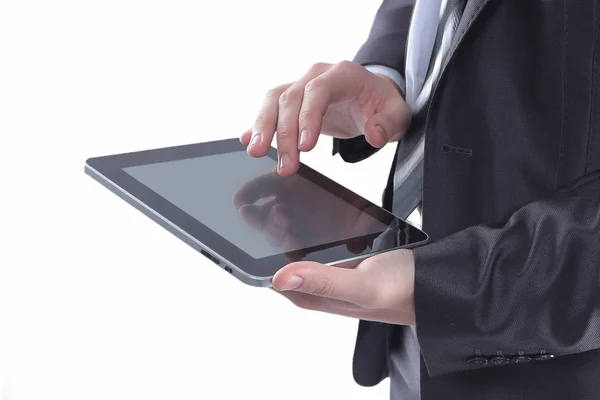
86,139,429,280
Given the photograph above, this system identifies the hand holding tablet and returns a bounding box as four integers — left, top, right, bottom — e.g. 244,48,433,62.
271,245,418,326
85,139,428,287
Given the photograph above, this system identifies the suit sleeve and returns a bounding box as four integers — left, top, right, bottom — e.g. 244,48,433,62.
333,0,415,163
413,170,600,376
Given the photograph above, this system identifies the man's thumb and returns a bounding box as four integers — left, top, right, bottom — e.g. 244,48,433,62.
363,100,411,147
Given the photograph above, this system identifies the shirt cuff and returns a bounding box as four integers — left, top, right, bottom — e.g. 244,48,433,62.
364,65,406,96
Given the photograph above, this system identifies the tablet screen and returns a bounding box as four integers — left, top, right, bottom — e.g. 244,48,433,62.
123,152,388,259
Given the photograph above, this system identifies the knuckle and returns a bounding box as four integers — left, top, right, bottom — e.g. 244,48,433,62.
266,85,286,99
279,86,302,105
304,78,324,94
276,127,293,140
265,88,279,98
334,60,357,72
254,113,272,128
305,277,336,297
298,109,317,123
308,62,330,73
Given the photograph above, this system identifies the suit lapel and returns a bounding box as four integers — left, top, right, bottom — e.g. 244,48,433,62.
439,0,493,80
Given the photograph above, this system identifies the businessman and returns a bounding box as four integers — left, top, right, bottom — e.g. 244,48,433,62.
240,0,600,398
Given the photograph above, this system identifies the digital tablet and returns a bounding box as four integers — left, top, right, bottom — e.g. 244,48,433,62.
84,139,429,287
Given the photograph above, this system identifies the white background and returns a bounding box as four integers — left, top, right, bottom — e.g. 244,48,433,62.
0,1,399,399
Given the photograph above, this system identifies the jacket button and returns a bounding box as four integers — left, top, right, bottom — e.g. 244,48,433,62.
467,356,488,366
533,353,555,361
489,355,510,365
511,353,532,364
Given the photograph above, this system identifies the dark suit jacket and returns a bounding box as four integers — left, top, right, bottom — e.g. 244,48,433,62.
333,0,600,398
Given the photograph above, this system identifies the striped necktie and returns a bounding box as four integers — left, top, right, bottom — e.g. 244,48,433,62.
391,0,466,220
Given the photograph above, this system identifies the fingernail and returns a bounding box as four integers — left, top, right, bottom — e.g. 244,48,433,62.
279,153,290,170
280,275,303,291
299,129,309,147
250,134,262,146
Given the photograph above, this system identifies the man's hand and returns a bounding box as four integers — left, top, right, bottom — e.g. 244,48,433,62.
272,249,416,325
240,61,411,176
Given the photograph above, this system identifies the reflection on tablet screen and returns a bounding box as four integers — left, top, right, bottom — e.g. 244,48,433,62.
124,152,388,259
